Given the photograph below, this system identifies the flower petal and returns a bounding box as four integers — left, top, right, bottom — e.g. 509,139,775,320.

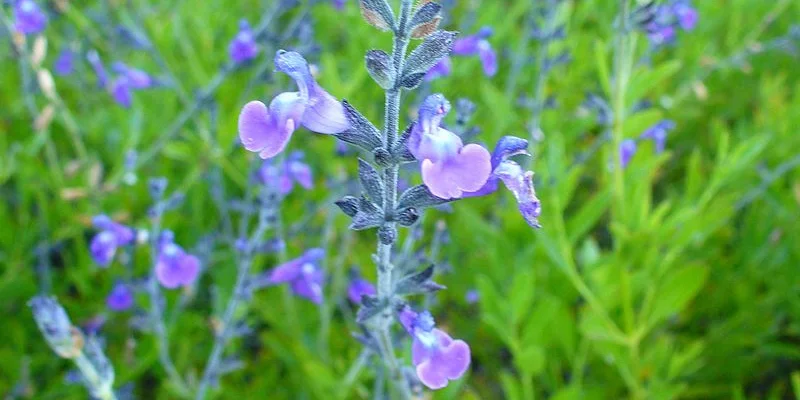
495,161,542,228
238,96,304,159
422,144,492,199
491,136,529,169
288,160,313,190
415,358,449,390
300,87,349,134
478,41,498,76
267,259,303,284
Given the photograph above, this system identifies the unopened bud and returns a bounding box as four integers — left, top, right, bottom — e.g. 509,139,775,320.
29,296,83,359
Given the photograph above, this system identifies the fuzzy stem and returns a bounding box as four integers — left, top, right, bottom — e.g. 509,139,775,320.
73,352,117,400
146,210,191,397
195,199,273,400
374,1,414,398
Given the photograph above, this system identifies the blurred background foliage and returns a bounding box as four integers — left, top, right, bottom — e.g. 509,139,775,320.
1,0,800,399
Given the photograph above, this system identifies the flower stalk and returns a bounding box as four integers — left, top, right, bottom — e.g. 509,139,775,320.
374,0,414,398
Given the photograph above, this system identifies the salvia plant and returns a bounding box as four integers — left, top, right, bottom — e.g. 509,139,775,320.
5,0,800,399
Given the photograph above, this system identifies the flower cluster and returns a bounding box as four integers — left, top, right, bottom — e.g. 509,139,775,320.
89,215,135,267
258,151,314,195
619,119,676,168
85,50,155,108
643,0,698,47
426,27,498,81
263,248,326,304
229,20,260,64
12,0,47,35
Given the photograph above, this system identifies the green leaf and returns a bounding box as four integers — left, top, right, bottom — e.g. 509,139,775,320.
514,345,545,376
510,270,536,327
647,264,709,327
500,372,523,400
594,39,611,96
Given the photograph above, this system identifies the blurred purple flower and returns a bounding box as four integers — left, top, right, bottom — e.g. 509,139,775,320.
452,26,497,77
238,50,349,159
229,20,259,64
155,233,201,289
87,50,109,88
265,248,325,304
672,0,698,30
111,77,133,108
258,151,313,195
640,120,675,153
112,62,154,89
107,282,134,311
620,139,637,168
425,57,452,81
54,49,74,76
347,275,375,303
465,289,479,304
13,0,47,35
332,0,346,10
464,136,541,228
89,215,135,267
408,94,491,199
399,307,471,390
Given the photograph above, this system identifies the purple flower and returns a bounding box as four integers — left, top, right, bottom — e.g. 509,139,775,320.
258,151,313,195
87,50,109,88
647,24,676,46
112,62,154,89
399,307,471,390
425,57,452,81
265,248,325,304
347,276,376,303
332,0,346,10
89,215,135,267
639,120,675,153
619,139,637,168
408,94,492,199
111,77,133,108
54,49,75,76
13,0,47,35
672,1,698,31
464,136,542,228
155,234,201,289
465,289,479,304
107,282,134,311
229,20,259,64
238,50,349,159
452,27,497,77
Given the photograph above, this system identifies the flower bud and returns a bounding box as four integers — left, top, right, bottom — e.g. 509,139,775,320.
378,225,397,245
29,296,83,359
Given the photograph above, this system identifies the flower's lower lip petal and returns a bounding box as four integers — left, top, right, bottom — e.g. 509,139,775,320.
300,89,349,134
451,144,493,193
415,359,449,390
238,100,296,159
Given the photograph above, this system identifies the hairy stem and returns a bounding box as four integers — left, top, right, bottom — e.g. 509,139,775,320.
146,211,191,397
195,200,273,400
374,0,414,398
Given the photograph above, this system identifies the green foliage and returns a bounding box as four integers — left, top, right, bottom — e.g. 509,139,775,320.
1,0,800,399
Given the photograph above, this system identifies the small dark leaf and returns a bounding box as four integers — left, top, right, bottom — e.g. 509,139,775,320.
402,30,457,77
398,72,427,90
391,124,417,163
366,49,395,89
396,207,420,226
351,196,383,230
397,184,454,210
358,159,384,204
356,295,387,323
335,196,360,217
335,100,383,152
395,265,446,295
